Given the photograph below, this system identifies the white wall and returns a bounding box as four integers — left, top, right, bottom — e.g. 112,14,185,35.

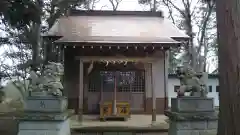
145,52,166,99
167,77,219,107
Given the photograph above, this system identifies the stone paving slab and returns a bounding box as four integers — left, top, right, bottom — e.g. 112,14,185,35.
72,132,169,135
70,115,169,129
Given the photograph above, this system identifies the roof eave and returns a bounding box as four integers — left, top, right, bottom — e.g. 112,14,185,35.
53,41,182,49
172,36,190,42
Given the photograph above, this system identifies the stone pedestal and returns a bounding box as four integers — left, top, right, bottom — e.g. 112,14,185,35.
24,96,68,112
165,97,218,135
18,117,70,135
18,96,72,135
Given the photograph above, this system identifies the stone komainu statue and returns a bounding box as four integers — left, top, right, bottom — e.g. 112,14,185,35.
176,66,208,97
28,62,64,97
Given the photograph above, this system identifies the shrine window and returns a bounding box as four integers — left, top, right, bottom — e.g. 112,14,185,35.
117,71,145,92
88,70,101,92
208,86,212,92
101,71,115,92
88,70,145,92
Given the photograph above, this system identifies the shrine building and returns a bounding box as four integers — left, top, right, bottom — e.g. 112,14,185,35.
44,10,188,116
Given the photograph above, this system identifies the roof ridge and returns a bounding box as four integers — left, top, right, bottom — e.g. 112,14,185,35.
69,10,164,18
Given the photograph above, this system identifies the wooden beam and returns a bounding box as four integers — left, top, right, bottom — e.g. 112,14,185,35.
75,56,158,62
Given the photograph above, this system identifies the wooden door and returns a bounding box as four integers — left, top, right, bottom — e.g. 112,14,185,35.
87,70,145,114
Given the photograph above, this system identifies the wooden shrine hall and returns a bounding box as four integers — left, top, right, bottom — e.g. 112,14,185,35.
44,10,188,122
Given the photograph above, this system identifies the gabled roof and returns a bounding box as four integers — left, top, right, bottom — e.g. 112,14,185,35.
45,10,188,46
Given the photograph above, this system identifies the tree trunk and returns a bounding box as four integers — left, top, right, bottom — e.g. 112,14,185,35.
216,0,240,134
31,23,41,70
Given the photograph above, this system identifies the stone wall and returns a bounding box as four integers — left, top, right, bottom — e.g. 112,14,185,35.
169,121,217,135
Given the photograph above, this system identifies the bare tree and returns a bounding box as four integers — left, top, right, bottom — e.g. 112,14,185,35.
83,0,101,10
139,0,160,11
108,0,122,11
138,0,216,72
162,0,216,72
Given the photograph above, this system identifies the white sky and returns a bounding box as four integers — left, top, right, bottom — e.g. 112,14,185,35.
84,0,217,72
0,0,217,73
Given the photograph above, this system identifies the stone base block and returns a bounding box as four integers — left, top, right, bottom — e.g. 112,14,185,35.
29,91,49,97
103,132,132,135
171,97,214,112
18,119,70,135
165,110,218,121
169,129,217,135
18,110,74,121
24,96,68,112
170,120,217,130
169,120,217,135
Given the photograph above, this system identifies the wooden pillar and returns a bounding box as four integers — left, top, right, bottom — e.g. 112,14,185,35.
150,63,156,124
144,63,150,112
56,46,60,62
100,74,103,104
164,50,169,110
60,45,64,63
78,59,84,122
113,72,117,115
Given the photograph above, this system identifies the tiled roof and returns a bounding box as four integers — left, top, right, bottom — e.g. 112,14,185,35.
44,10,188,46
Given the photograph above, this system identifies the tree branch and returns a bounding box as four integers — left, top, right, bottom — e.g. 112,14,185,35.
197,2,215,54
163,0,185,17
108,0,122,11
162,0,176,24
190,0,202,16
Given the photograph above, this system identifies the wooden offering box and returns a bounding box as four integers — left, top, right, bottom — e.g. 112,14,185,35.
100,101,130,121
